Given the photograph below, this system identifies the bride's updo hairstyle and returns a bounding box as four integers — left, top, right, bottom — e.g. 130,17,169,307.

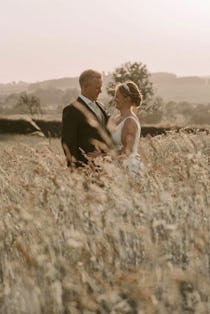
118,80,143,107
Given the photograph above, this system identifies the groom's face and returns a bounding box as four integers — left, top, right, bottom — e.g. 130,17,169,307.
86,77,102,101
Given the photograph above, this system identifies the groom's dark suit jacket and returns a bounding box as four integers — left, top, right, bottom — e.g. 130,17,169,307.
61,96,112,167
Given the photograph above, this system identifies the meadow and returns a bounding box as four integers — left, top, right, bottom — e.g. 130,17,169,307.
0,130,210,313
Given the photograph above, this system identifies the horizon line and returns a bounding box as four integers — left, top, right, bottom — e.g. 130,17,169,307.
1,72,210,85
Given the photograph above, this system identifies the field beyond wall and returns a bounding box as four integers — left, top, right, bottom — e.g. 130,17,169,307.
0,131,210,313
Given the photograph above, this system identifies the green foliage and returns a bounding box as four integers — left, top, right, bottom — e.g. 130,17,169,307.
107,61,154,110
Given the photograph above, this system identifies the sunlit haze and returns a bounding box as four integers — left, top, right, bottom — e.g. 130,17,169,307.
1,0,210,83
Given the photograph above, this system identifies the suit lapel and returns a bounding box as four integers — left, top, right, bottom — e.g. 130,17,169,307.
74,97,112,147
77,97,107,124
77,97,98,121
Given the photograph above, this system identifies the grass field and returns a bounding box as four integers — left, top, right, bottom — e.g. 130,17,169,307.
0,131,210,313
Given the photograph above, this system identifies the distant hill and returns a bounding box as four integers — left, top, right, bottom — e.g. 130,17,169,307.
0,81,29,95
151,73,210,103
1,73,210,103
28,77,79,91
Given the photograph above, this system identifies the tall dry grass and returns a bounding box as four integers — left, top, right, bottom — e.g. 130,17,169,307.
0,130,210,313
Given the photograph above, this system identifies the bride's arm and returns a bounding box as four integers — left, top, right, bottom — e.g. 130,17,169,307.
120,119,138,155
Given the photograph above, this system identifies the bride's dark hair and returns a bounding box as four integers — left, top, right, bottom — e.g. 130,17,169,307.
118,80,143,107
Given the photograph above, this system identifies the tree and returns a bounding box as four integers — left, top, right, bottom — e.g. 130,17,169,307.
106,61,154,111
16,93,42,115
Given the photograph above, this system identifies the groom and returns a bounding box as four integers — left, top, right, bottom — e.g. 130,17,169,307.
61,69,112,167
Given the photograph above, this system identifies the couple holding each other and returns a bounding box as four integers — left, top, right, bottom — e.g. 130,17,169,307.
61,69,143,175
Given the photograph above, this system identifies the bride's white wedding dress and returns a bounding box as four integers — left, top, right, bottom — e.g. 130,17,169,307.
111,115,144,175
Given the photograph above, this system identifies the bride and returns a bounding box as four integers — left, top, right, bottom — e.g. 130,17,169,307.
109,80,144,175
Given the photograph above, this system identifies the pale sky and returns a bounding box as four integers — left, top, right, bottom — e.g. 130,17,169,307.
1,0,210,83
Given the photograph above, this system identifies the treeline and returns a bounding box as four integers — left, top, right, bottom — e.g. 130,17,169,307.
0,87,80,114
0,89,209,126
141,99,210,126
0,66,209,126
1,72,210,103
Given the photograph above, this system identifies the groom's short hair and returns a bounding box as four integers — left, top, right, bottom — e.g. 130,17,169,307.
79,69,102,87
